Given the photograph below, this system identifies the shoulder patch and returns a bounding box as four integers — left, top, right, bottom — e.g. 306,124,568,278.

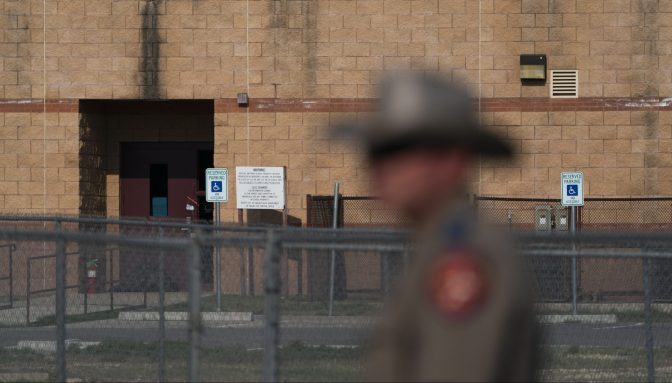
425,249,490,320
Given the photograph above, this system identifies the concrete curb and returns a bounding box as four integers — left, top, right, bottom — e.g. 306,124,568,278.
9,340,101,353
276,315,378,327
0,372,50,382
537,314,618,324
537,303,672,313
118,311,253,321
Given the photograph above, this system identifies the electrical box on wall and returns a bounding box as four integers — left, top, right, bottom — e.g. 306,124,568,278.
534,205,553,232
520,54,547,85
554,206,569,231
237,92,249,107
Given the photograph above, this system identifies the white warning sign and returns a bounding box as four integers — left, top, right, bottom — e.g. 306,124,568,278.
236,167,285,210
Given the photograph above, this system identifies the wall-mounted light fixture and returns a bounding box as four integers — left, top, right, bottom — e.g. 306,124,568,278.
237,92,249,107
520,54,547,85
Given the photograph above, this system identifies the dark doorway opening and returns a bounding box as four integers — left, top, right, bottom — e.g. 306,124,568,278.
119,142,214,290
79,99,215,292
120,142,214,222
149,164,168,217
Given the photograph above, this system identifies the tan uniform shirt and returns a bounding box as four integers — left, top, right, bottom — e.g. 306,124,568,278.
366,204,537,382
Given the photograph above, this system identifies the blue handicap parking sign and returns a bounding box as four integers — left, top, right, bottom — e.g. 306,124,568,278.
211,180,222,193
566,184,578,196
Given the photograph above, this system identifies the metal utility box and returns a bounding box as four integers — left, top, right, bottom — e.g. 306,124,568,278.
554,206,569,231
534,205,553,232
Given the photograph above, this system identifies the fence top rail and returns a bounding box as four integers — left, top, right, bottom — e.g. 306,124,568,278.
309,195,381,201
516,231,672,244
0,228,193,250
520,249,672,259
0,225,671,251
281,242,408,252
475,195,672,202
271,230,672,247
0,214,412,237
583,197,672,202
475,196,561,202
0,214,271,233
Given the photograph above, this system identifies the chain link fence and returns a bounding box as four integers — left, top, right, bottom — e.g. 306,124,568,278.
473,196,672,233
306,195,672,232
307,195,408,228
0,216,671,381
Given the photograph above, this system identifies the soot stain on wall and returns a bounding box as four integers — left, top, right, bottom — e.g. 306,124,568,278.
4,0,29,98
302,0,318,97
140,0,163,99
634,0,660,194
270,0,289,97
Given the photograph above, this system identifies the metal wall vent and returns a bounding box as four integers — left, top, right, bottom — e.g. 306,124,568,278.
550,70,578,98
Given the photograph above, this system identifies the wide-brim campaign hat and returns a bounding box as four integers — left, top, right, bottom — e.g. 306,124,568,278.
332,73,512,158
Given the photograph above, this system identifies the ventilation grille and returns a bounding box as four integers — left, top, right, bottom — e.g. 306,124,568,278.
550,70,578,98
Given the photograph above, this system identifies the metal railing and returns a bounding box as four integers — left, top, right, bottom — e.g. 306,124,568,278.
24,247,128,325
26,250,78,325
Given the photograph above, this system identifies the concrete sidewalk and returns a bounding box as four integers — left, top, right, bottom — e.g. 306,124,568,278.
0,292,189,325
3,295,668,327
119,311,252,321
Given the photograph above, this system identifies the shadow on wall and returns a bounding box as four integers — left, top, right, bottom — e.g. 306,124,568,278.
79,102,108,217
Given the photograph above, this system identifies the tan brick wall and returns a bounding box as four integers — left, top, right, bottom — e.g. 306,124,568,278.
215,109,672,223
215,111,370,222
1,0,670,98
0,0,671,221
480,110,672,198
0,111,79,215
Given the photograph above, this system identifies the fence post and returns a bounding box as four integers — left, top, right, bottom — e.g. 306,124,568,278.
84,269,88,315
143,279,148,309
643,257,655,383
215,203,222,311
328,182,340,317
262,229,280,383
240,245,246,296
381,252,390,294
55,220,67,382
570,205,578,316
158,227,166,383
109,249,114,312
248,246,255,296
187,234,202,383
8,245,14,308
25,258,30,324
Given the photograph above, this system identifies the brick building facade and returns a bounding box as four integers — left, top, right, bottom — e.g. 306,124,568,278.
0,0,671,224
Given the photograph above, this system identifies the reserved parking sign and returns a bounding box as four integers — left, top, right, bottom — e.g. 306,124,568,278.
561,172,584,206
206,168,228,202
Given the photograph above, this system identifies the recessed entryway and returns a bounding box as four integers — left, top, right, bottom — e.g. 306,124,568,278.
79,99,215,291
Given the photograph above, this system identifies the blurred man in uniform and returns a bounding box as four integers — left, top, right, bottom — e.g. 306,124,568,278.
335,73,537,382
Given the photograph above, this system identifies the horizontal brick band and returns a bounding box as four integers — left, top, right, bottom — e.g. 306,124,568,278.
479,97,672,112
219,97,672,113
0,99,78,113
214,98,377,113
1,97,672,113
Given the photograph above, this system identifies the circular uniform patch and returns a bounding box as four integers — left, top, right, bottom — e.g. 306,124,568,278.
426,250,490,320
